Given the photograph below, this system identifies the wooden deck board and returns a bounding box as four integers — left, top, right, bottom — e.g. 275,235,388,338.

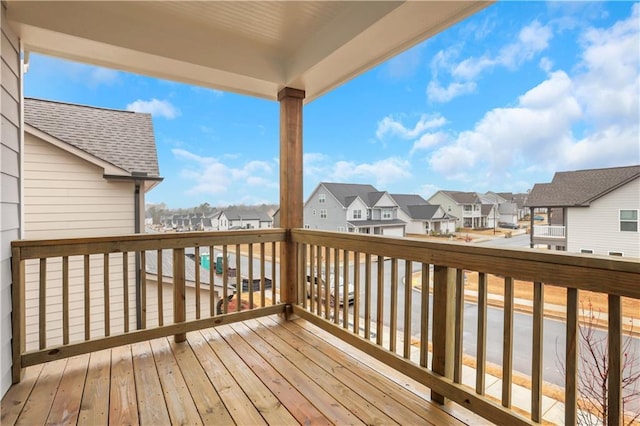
252,316,435,425
77,349,110,426
108,345,138,426
149,337,202,425
2,315,475,426
46,354,89,425
131,341,171,425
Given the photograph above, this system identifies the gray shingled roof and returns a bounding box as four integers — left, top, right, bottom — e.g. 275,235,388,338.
321,182,382,207
390,194,428,215
407,204,443,220
442,191,481,204
24,97,160,177
526,165,640,207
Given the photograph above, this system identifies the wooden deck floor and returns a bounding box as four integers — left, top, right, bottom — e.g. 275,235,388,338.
2,315,482,425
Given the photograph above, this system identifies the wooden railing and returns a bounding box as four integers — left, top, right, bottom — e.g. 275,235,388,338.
291,229,640,425
533,225,566,238
11,229,285,382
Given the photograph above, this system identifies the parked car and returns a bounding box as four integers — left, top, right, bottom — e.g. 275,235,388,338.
306,274,355,306
498,222,520,229
534,215,544,221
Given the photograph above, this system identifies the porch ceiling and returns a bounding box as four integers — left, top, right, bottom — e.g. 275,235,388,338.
7,1,491,102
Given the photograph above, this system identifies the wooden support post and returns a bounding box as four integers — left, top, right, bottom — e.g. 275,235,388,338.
278,87,305,314
173,248,186,342
608,295,622,426
432,266,456,404
11,246,25,383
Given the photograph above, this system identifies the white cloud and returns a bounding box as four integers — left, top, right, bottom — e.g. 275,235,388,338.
126,98,180,119
426,5,640,185
376,114,447,140
428,20,553,103
410,131,450,154
331,157,411,187
89,67,119,86
172,149,277,197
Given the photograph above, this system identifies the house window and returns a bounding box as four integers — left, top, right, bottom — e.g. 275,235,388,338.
304,224,310,229
382,209,392,219
609,251,623,257
320,209,327,219
319,193,326,204
338,226,345,232
619,209,638,232
353,209,362,219
313,209,316,215
580,249,593,254
464,205,472,212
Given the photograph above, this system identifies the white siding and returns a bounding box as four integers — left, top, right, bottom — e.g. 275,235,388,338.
1,4,20,396
567,178,640,258
24,133,135,238
427,192,461,228
22,133,139,351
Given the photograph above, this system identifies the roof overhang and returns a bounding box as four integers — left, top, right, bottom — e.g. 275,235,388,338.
7,1,492,103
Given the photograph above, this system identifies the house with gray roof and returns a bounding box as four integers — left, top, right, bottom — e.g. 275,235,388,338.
217,205,274,230
427,190,487,229
304,183,406,236
390,194,456,235
23,97,163,239
526,165,640,257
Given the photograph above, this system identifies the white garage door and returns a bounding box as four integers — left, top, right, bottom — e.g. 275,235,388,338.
382,226,404,237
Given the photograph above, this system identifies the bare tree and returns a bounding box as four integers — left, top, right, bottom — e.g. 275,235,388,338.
558,300,640,425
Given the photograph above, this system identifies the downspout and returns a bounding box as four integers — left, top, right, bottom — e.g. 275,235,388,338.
134,181,142,329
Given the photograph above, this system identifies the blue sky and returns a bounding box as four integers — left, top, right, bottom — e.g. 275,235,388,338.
24,2,639,209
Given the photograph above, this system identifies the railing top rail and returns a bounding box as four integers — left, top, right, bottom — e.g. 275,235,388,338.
12,229,286,259
291,229,640,299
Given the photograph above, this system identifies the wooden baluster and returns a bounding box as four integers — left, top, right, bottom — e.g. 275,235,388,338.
342,250,349,329
531,281,543,422
420,263,430,368
364,254,372,340
84,255,91,340
308,245,314,312
333,247,339,324
157,249,163,326
62,256,69,344
453,269,464,383
476,272,487,395
248,244,254,310
376,255,384,346
122,252,129,333
40,258,47,349
608,294,622,426
210,246,216,315
316,245,322,316
140,251,146,329
271,241,277,305
297,243,305,309
103,254,110,337
324,247,330,320
403,260,412,359
260,242,266,308
565,287,578,425
173,248,186,342
431,266,455,404
502,276,514,407
221,246,228,315
353,251,360,335
389,257,398,352
195,247,201,320
235,244,242,313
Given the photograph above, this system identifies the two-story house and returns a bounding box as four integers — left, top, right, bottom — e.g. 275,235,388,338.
304,183,406,236
427,191,487,229
526,165,640,257
390,194,456,235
